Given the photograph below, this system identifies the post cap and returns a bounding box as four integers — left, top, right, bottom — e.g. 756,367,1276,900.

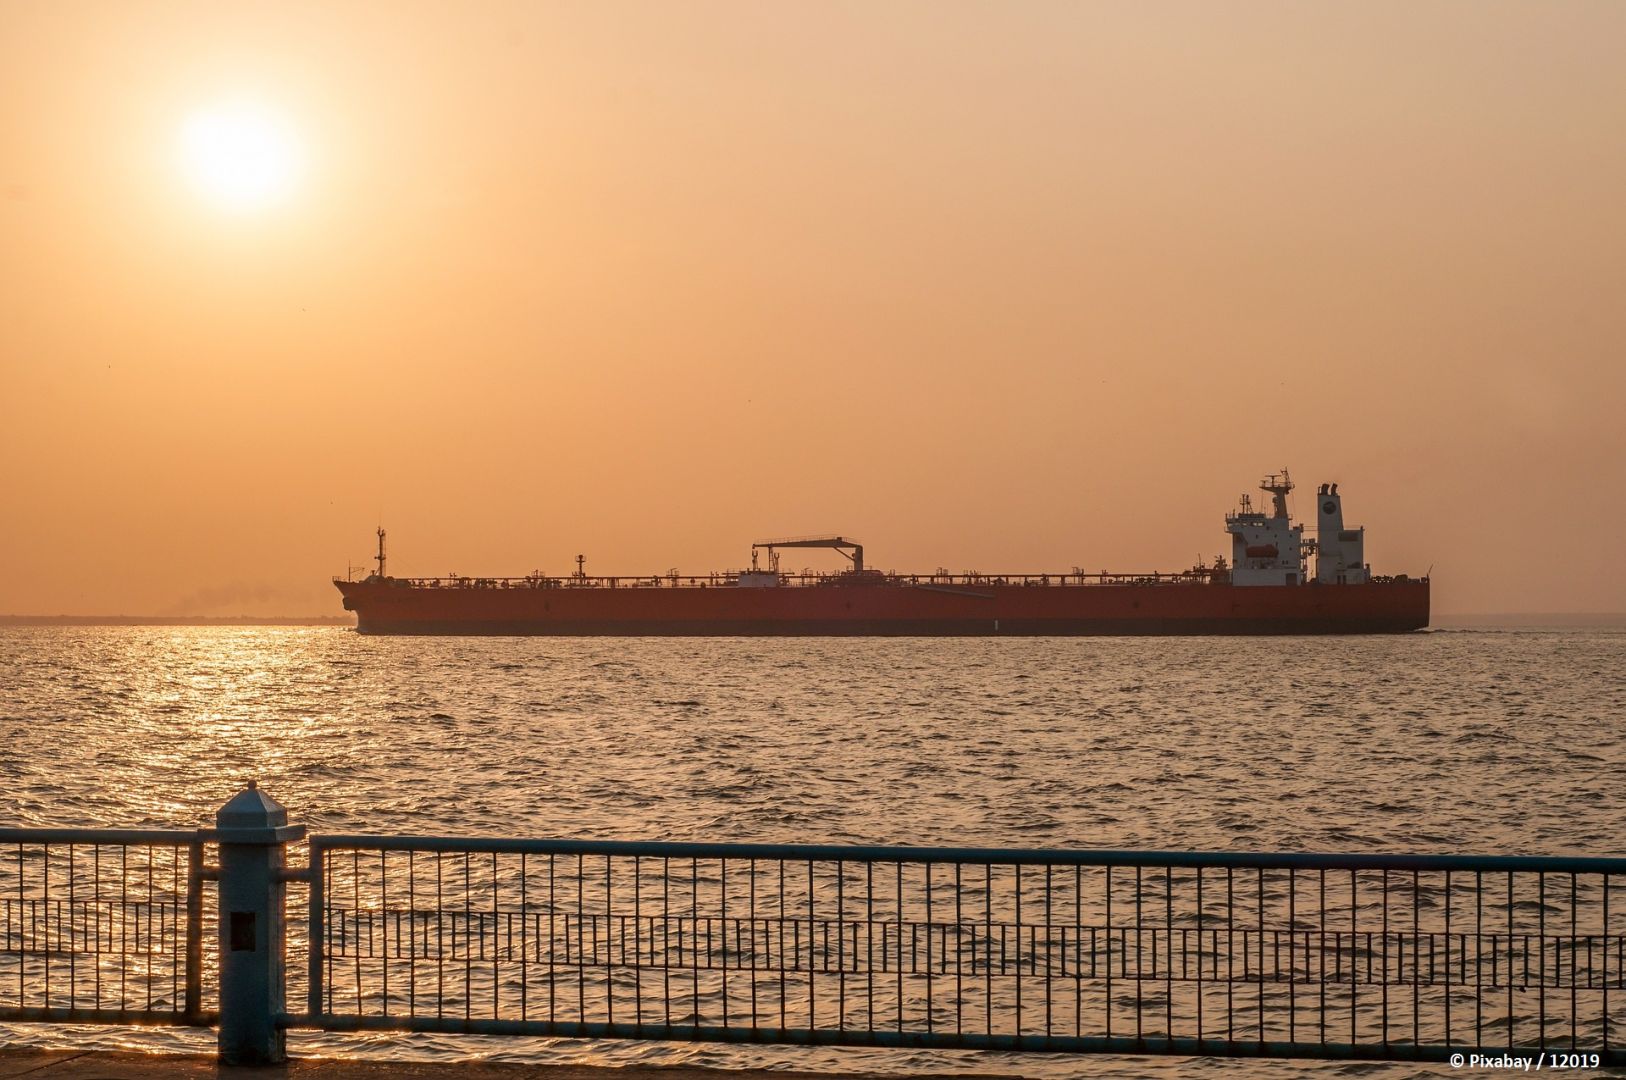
210,782,304,844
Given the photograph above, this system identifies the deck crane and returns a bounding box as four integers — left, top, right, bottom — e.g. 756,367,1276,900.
751,535,864,574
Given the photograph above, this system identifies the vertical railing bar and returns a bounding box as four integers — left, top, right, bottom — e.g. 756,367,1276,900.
809,859,818,1034
603,853,612,1028
660,856,669,1032
648,857,665,1030
721,857,730,1030
631,854,639,1030
975,858,988,1040
1225,866,1233,1049
1195,865,1204,1044
1287,868,1295,1046
868,860,877,1036
1475,869,1483,1049
922,861,930,1035
747,858,757,1033
352,849,362,1017
144,844,154,1012
16,843,23,1008
1381,868,1389,1048
776,859,785,1033
1603,874,1611,1054
577,854,587,1028
487,850,498,1022
1570,872,1578,1051
380,850,389,1017
328,848,338,1017
1539,872,1546,1049
1412,868,1419,1047
42,843,50,1011
1584,896,1593,991
941,861,958,1039
1075,864,1083,1040
408,850,418,1019
1316,867,1326,1048
1131,864,1139,1046
1016,862,1026,1041
120,844,127,1010
1163,864,1171,1046
465,851,474,1024
94,845,104,1014
188,837,206,1023
1450,871,1463,1047
1045,862,1054,1040
170,843,180,1015
67,844,76,1012
1506,871,1514,1051
436,852,446,1021
688,857,699,1032
1101,863,1117,1046
835,859,843,1032
1257,866,1264,1048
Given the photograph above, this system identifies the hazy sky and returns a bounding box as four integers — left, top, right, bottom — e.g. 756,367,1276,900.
3,2,1624,616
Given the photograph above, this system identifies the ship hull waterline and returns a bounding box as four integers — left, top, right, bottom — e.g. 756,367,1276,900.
335,579,1430,637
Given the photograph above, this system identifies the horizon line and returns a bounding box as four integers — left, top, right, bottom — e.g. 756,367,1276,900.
2,612,1623,626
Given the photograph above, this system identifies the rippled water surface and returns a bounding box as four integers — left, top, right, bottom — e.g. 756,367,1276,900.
3,626,1624,1076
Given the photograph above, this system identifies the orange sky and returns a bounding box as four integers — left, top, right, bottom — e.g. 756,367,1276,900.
3,2,1624,616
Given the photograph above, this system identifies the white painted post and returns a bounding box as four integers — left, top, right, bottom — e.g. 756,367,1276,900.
214,782,305,1065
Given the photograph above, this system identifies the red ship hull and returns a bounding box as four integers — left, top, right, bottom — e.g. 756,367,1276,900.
334,577,1429,636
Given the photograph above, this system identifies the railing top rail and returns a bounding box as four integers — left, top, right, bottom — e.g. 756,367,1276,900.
308,833,1626,874
0,826,203,846
342,571,1240,589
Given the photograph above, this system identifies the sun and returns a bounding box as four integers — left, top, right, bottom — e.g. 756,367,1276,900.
178,101,304,212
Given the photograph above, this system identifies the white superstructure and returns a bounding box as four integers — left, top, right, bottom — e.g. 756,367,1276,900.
1225,471,1308,586
1222,471,1377,586
1313,482,1368,584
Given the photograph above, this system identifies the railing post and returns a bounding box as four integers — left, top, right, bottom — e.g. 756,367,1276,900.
212,782,306,1065
184,837,205,1023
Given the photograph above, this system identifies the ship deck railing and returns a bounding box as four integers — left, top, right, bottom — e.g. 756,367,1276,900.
359,570,1234,590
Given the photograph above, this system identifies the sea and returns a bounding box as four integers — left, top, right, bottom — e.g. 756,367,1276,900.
2,623,1623,1077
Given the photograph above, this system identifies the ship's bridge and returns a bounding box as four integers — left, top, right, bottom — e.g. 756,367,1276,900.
1225,471,1308,586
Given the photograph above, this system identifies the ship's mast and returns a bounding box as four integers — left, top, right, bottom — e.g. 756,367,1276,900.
1261,469,1293,519
375,527,387,579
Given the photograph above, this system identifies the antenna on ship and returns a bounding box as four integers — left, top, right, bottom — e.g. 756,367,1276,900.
1260,469,1294,520
375,527,387,579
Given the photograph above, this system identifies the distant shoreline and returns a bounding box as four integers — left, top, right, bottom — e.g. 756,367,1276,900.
1432,613,1625,628
0,615,355,626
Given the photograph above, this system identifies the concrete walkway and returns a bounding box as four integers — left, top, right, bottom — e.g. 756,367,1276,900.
0,1050,1019,1079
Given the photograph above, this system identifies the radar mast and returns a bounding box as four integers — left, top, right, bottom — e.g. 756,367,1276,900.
1260,469,1293,519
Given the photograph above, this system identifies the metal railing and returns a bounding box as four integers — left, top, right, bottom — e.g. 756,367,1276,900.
0,828,211,1026
341,570,1230,590
299,837,1625,1064
3,794,1622,1068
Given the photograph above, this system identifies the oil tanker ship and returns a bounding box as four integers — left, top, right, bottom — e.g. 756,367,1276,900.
335,471,1428,636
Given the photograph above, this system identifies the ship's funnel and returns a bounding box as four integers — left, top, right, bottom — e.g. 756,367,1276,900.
1315,484,1367,584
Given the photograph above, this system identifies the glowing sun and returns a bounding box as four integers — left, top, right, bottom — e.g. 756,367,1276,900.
178,101,304,211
